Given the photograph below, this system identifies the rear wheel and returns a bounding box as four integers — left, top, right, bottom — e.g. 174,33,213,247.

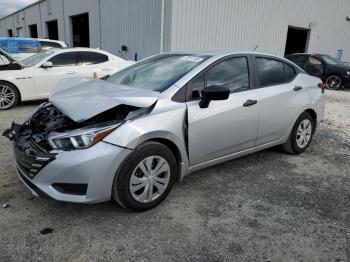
112,142,177,211
282,112,315,154
0,81,20,110
326,75,342,90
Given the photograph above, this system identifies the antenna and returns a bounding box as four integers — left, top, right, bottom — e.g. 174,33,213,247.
253,45,259,51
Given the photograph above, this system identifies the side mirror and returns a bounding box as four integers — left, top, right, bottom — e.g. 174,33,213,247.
41,61,53,69
199,85,230,108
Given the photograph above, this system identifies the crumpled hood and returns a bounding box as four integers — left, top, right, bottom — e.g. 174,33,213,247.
49,77,159,122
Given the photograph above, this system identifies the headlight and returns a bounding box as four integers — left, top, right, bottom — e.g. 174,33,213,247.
346,71,350,76
48,122,123,150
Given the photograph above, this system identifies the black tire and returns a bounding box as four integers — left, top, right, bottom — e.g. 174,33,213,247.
0,81,20,110
282,112,315,154
112,141,177,211
325,75,342,90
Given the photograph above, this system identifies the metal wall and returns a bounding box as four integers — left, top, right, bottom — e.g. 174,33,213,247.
166,0,350,60
0,0,162,59
1,0,350,60
24,4,43,37
38,0,65,40
100,0,162,60
62,0,100,48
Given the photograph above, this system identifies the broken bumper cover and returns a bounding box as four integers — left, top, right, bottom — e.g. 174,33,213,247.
14,139,132,204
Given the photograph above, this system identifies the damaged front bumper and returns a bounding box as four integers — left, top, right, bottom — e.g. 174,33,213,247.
4,122,132,203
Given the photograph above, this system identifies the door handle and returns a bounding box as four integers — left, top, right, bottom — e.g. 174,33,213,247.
243,99,258,107
102,68,112,71
65,71,76,75
293,86,303,91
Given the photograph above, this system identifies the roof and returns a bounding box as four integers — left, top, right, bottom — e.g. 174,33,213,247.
163,49,286,58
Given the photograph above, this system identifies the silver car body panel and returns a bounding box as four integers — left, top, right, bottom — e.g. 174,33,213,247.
49,78,159,122
27,142,131,203
11,51,325,203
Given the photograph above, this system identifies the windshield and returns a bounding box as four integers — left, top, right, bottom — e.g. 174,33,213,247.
22,50,54,67
321,55,340,65
106,54,210,92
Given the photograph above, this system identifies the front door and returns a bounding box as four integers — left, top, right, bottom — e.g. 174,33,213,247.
186,56,259,166
33,52,79,98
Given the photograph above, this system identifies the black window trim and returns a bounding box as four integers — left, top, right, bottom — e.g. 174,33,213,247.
183,54,255,102
254,55,299,88
48,51,78,67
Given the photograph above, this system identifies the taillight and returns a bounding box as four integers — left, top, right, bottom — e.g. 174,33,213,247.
318,82,326,93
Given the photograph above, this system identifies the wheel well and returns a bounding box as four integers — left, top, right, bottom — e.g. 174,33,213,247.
0,80,21,102
147,138,182,180
305,109,317,126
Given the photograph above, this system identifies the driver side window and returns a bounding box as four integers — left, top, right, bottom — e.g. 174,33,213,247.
190,57,250,100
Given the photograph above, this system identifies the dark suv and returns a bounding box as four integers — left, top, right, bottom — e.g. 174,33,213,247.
286,53,350,90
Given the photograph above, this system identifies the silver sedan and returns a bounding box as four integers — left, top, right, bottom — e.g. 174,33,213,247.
4,51,325,211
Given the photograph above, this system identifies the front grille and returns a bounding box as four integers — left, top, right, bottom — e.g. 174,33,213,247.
14,136,56,179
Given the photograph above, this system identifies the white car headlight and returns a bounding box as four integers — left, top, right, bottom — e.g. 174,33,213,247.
48,122,123,150
346,71,350,76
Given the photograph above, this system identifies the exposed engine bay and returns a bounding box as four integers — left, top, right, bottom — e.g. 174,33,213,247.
3,102,144,153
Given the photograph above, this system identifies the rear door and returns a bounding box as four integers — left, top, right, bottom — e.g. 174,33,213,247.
77,51,112,78
33,51,79,98
186,55,260,166
254,56,310,145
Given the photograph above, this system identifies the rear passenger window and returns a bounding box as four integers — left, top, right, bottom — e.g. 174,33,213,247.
284,63,296,81
49,52,77,66
288,55,307,66
256,58,285,86
80,52,108,65
306,56,322,66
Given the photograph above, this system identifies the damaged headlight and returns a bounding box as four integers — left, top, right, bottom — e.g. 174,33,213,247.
48,122,123,150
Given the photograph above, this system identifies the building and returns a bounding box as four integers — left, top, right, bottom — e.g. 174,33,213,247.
0,0,350,61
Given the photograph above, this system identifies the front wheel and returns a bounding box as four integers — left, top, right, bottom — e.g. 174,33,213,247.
282,112,315,154
326,75,342,90
0,81,20,110
112,141,177,211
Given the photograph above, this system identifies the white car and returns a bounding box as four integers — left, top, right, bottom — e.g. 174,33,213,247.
0,47,133,109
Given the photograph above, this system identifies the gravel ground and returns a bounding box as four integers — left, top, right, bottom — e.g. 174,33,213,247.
0,90,349,262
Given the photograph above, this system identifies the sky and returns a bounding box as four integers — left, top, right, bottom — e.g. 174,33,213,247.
0,0,37,18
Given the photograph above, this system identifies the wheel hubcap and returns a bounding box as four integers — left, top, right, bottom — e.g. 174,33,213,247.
0,85,15,109
129,156,170,203
296,119,312,148
326,76,341,90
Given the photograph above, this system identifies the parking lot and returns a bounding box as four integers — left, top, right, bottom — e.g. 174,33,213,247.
0,90,349,261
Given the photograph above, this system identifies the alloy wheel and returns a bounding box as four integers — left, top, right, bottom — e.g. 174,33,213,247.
0,84,16,109
326,75,342,90
296,119,312,149
129,156,171,203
